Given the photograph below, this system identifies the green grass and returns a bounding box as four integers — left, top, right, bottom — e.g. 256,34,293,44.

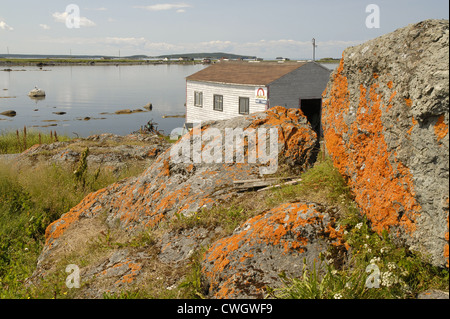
271,215,449,299
1,133,447,299
266,156,359,220
174,156,448,299
265,157,449,299
0,128,72,154
0,147,147,298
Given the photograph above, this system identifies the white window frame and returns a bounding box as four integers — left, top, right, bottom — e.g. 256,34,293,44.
213,94,223,112
194,91,203,107
239,97,250,115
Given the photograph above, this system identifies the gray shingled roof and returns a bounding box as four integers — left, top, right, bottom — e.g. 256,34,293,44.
186,61,308,85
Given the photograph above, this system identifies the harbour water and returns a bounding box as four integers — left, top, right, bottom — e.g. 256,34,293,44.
0,63,338,138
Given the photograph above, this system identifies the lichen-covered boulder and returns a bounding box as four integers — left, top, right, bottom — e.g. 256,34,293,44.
322,19,449,267
15,133,169,172
201,202,347,299
33,106,318,290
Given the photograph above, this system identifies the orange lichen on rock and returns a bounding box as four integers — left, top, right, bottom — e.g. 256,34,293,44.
352,82,420,234
434,115,448,142
162,159,170,176
323,60,420,235
202,202,346,298
45,188,108,245
387,81,394,89
115,261,142,285
322,58,351,173
407,117,418,135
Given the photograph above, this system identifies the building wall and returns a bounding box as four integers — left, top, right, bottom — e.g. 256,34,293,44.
268,62,331,108
186,81,267,123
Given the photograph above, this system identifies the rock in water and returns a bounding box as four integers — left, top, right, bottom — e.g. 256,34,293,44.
114,109,133,114
0,110,16,117
28,88,46,97
322,19,449,267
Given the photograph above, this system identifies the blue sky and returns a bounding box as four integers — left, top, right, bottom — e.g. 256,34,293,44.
1,0,448,59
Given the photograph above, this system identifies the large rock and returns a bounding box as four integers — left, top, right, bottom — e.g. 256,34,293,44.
32,106,318,294
16,133,169,173
322,19,449,267
202,202,347,299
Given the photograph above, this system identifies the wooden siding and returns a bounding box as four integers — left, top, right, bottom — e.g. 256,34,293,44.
186,81,267,123
268,62,331,108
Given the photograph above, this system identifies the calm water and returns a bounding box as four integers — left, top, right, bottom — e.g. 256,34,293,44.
0,64,207,137
0,63,338,138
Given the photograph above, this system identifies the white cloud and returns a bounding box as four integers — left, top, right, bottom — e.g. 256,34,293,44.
134,3,191,12
85,7,107,11
39,24,51,30
105,37,147,46
0,20,13,31
52,11,96,27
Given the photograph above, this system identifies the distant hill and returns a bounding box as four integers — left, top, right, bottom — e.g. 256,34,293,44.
1,54,116,59
1,52,257,60
152,52,257,60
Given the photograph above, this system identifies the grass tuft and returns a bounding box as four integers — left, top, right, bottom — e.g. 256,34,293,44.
0,128,71,154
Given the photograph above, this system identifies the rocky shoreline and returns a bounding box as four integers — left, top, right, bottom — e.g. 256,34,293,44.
0,60,206,68
1,19,448,299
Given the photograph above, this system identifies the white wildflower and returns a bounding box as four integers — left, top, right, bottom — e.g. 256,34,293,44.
355,222,363,230
381,271,398,287
370,257,380,264
333,293,343,299
387,262,397,271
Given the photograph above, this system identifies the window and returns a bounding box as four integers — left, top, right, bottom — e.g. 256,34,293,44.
194,91,203,107
213,94,223,111
239,97,249,115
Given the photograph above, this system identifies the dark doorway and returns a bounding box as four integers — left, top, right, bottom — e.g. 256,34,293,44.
300,98,322,138
300,98,322,165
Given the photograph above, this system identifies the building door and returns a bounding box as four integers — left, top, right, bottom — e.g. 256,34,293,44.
300,98,322,138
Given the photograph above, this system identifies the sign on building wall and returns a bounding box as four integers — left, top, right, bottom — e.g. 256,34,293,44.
255,87,268,104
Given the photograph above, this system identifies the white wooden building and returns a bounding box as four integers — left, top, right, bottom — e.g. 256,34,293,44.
185,61,331,136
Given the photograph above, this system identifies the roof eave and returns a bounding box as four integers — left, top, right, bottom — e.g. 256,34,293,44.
186,79,269,87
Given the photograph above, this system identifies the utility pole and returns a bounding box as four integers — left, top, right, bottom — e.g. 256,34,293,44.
312,38,318,61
